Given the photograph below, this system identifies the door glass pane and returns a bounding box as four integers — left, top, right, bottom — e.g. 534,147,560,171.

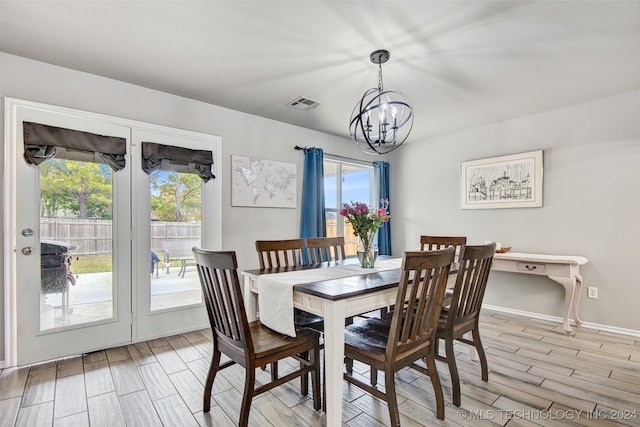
39,159,114,330
150,171,202,311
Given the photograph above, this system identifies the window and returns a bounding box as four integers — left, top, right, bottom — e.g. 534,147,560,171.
324,157,373,255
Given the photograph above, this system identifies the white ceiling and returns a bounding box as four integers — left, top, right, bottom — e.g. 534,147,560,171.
1,1,639,143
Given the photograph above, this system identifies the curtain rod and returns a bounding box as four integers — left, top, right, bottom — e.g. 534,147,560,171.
293,145,373,166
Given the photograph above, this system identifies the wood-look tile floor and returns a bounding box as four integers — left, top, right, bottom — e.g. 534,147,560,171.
1,310,639,426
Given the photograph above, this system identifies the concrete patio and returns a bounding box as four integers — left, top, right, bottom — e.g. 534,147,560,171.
41,266,202,330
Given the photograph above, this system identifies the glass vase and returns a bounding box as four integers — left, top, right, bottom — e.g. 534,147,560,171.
356,232,378,268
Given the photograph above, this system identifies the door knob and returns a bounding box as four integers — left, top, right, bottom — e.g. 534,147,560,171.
21,247,33,255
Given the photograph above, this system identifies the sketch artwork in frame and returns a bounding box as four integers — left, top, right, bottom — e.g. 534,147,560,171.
461,150,543,209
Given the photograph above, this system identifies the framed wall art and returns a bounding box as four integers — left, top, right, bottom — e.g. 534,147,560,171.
461,150,543,209
231,155,297,208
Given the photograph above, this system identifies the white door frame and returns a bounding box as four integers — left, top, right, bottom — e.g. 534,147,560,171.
3,97,222,366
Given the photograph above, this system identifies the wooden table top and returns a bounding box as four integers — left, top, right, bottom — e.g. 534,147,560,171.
243,256,457,301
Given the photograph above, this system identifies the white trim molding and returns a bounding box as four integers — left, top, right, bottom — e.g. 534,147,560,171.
483,304,640,338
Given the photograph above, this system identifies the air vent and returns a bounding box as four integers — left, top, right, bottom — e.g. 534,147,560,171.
287,96,320,111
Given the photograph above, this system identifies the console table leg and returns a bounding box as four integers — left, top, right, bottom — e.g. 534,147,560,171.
573,273,584,326
549,275,576,334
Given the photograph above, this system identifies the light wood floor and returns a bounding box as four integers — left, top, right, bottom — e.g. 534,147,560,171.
1,310,639,426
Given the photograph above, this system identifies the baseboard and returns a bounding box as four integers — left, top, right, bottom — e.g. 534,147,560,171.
483,304,640,338
0,360,4,369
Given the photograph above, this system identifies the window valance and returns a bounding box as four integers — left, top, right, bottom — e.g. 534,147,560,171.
22,121,127,171
141,142,214,182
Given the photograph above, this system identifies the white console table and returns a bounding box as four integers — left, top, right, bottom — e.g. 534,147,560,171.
491,252,588,334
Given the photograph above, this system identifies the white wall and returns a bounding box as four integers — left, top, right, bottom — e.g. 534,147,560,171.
2,52,638,365
391,90,640,332
0,53,369,364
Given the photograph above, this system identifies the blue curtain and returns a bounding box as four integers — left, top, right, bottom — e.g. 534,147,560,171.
374,161,391,255
300,147,326,239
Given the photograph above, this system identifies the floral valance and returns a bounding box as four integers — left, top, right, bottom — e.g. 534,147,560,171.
141,142,214,182
22,121,127,171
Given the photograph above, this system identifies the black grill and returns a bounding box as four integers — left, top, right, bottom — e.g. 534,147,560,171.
41,240,75,294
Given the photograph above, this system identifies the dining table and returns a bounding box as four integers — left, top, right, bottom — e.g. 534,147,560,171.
241,256,416,427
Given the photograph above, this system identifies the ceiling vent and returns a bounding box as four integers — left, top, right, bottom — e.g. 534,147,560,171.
287,96,320,111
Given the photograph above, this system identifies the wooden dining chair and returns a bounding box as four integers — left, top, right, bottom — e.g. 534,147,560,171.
420,235,467,260
192,248,321,426
380,235,467,319
304,235,354,408
343,247,455,424
255,238,323,380
255,238,308,269
305,236,347,263
435,242,495,407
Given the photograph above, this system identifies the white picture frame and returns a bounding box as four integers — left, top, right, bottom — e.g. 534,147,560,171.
461,150,543,209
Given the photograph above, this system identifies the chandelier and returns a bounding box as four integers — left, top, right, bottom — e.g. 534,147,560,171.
349,49,414,155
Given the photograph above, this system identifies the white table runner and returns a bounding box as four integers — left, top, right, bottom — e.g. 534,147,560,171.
258,258,402,336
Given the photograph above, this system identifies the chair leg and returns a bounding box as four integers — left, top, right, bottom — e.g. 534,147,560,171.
239,365,256,427
425,350,445,420
345,357,353,374
270,362,278,381
370,367,378,386
472,328,489,381
445,335,461,407
384,369,401,426
300,351,309,396
203,350,221,412
311,346,321,411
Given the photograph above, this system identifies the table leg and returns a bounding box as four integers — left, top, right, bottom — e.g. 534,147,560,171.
573,273,584,326
322,299,346,427
548,275,576,334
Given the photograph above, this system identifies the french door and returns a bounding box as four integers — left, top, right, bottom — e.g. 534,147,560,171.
4,98,220,366
131,127,220,340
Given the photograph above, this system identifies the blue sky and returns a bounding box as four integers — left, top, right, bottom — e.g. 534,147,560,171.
324,169,371,209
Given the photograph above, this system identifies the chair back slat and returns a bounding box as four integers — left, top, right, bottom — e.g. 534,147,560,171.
388,248,455,359
193,248,252,352
256,239,307,269
449,243,495,323
305,236,346,263
420,235,466,262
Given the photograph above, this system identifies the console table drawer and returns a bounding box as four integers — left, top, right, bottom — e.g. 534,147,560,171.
517,262,546,273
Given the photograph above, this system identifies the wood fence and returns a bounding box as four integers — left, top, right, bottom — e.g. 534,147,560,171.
40,218,201,256
40,217,360,256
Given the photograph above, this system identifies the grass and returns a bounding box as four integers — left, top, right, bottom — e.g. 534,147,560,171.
69,254,183,274
71,254,112,274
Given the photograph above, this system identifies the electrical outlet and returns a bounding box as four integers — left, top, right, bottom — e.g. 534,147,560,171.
587,287,598,299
